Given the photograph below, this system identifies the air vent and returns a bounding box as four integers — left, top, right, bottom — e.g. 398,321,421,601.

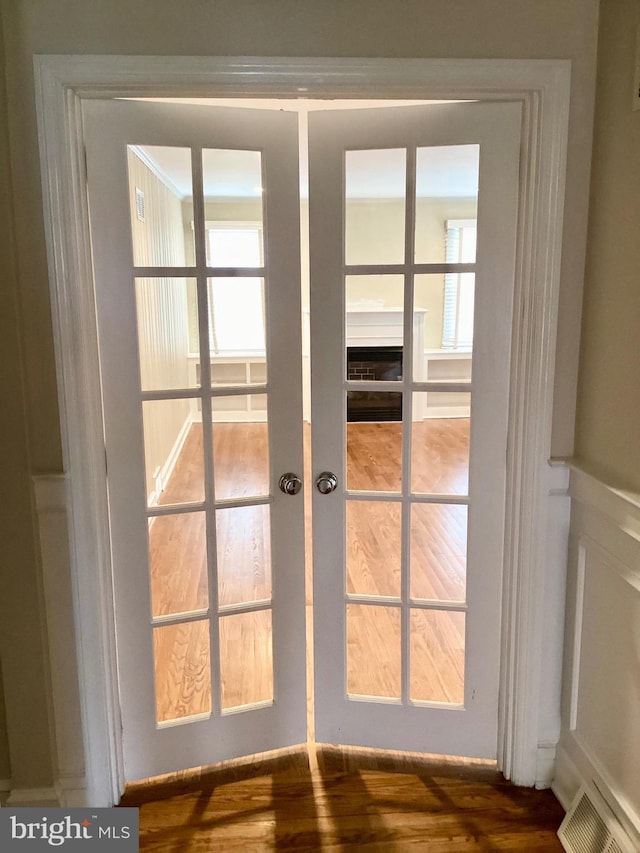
135,186,145,222
558,785,636,853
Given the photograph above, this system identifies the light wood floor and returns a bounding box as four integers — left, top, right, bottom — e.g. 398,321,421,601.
119,744,565,851
148,419,471,721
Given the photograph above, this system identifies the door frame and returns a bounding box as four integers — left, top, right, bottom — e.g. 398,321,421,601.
34,55,570,806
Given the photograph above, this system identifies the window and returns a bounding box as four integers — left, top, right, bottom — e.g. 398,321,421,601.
442,219,476,350
207,223,265,354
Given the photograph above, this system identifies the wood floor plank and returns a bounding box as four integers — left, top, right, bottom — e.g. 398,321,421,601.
120,746,565,850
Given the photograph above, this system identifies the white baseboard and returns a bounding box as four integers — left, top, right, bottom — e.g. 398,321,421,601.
422,406,471,419
552,742,581,810
6,787,60,807
55,774,88,807
148,414,193,506
535,743,557,789
192,412,269,424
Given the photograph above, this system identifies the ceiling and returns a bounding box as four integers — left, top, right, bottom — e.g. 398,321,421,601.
132,98,479,201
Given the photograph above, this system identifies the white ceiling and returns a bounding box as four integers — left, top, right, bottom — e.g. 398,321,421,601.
132,98,479,200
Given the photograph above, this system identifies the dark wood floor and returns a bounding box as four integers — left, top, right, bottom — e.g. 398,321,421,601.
120,745,565,851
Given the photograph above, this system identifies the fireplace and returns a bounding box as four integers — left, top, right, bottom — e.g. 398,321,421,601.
346,345,403,422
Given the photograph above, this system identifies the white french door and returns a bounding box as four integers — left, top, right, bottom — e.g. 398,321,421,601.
83,99,306,781
308,102,521,758
84,97,521,782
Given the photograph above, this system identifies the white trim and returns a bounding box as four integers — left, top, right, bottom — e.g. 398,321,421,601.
6,788,60,807
32,474,88,807
34,58,125,808
422,407,470,419
497,64,571,785
33,54,571,803
552,741,582,811
568,463,640,544
55,774,89,808
147,414,193,507
535,742,559,790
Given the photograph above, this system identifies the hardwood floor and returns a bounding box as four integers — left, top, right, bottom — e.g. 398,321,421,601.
148,418,472,720
119,744,565,850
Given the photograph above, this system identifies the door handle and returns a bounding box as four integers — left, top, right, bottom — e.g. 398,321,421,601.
279,473,302,495
316,471,338,495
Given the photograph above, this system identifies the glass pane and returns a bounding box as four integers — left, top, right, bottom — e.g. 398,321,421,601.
142,401,203,507
207,278,266,356
220,610,273,710
216,505,272,607
347,604,401,699
443,271,476,351
135,277,198,392
411,394,470,495
410,609,465,704
154,620,211,723
347,390,403,426
347,417,402,493
346,274,404,314
128,146,193,268
346,501,401,597
210,358,266,387
149,511,208,617
212,400,269,499
414,145,479,264
202,149,264,267
410,504,467,602
413,274,475,378
345,149,406,266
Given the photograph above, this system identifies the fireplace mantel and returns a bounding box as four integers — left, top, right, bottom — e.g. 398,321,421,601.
346,307,427,380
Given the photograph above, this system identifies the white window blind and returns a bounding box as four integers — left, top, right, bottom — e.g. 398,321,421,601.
207,224,265,354
442,219,476,350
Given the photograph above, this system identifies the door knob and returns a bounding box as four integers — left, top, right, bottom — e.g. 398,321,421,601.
316,471,338,495
279,473,302,495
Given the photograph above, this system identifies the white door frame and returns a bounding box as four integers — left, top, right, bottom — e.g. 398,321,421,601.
34,55,570,806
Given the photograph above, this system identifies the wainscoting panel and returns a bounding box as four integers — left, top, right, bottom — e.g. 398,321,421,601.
554,466,640,849
31,475,87,807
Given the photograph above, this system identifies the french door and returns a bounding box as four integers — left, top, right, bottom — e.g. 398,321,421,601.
84,99,306,781
84,96,521,782
309,102,521,758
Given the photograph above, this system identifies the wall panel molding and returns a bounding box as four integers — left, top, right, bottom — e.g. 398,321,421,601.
32,474,87,808
554,464,640,846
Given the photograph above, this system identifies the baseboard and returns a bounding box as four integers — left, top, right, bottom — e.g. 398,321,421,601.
422,406,471,419
0,778,11,793
148,413,193,506
552,743,581,810
54,774,88,807
535,743,557,789
6,787,60,807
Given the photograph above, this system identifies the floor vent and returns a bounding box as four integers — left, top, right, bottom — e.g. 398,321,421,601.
558,785,635,853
